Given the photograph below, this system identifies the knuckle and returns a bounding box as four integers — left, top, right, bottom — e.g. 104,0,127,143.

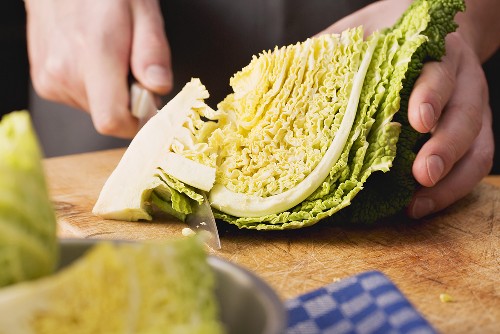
31,72,55,100
93,116,122,136
441,139,460,165
445,32,463,48
139,34,169,60
461,103,483,135
44,56,70,84
32,70,59,100
473,145,494,176
92,112,133,138
141,27,165,46
436,105,485,172
32,58,69,100
435,59,456,90
422,86,443,117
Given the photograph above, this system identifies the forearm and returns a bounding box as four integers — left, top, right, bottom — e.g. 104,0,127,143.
456,0,500,62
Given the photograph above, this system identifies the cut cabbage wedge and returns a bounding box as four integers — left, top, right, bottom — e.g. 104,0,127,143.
92,79,217,221
209,34,379,217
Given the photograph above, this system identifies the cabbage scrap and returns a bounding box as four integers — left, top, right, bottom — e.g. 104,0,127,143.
93,0,465,229
0,111,58,286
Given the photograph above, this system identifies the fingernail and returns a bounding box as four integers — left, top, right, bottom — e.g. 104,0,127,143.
419,103,435,131
145,65,172,89
426,154,444,185
411,197,435,219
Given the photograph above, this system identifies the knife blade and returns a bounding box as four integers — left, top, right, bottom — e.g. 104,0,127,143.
130,83,221,249
130,82,158,128
185,192,222,250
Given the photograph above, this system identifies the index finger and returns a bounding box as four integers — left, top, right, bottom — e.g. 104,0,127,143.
85,60,138,138
83,7,138,138
411,34,486,187
408,33,461,134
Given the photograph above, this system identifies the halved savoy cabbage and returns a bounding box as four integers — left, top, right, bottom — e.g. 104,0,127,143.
93,0,465,229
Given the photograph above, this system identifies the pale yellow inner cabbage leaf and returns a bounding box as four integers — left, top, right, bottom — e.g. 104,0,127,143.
179,28,368,199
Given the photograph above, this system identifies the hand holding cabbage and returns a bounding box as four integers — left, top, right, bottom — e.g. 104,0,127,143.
320,0,497,219
94,0,468,229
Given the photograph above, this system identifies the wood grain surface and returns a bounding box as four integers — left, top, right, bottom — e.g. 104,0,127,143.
44,148,500,333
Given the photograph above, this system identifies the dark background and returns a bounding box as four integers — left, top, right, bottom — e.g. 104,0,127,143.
0,1,29,117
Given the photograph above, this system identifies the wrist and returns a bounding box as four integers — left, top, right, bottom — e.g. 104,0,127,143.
455,0,500,63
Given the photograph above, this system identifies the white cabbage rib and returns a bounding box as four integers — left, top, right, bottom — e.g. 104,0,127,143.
209,34,380,217
159,152,215,192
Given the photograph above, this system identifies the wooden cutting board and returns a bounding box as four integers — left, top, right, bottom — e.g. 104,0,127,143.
44,148,499,333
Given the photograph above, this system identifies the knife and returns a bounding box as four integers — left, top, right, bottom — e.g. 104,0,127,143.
130,83,222,249
185,192,222,250
130,82,158,128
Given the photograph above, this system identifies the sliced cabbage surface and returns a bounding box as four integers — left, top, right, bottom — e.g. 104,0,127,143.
208,30,380,217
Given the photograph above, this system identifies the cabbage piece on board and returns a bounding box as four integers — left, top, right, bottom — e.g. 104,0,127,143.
0,237,223,334
92,79,221,221
0,111,58,287
93,0,465,229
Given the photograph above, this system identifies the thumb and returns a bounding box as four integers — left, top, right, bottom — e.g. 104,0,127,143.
130,0,173,95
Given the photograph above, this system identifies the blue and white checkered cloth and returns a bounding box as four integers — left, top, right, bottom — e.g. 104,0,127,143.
285,271,436,334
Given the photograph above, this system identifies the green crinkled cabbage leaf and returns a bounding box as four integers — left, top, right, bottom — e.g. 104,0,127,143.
150,170,205,221
0,111,58,286
335,0,466,224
